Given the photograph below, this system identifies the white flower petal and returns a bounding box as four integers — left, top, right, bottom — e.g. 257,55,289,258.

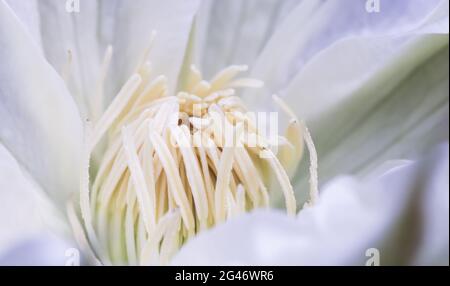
245,0,447,102
0,145,47,255
193,0,299,77
37,0,103,117
0,1,83,206
37,0,200,117
4,0,42,48
291,36,448,197
106,0,200,98
0,234,75,266
236,0,448,195
172,143,449,265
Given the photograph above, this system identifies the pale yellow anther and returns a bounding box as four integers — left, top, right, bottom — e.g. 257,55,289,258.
75,57,317,266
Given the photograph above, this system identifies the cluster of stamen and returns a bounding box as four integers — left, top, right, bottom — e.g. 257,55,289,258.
67,42,318,266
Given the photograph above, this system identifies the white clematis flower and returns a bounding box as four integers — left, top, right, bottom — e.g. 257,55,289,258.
0,0,448,266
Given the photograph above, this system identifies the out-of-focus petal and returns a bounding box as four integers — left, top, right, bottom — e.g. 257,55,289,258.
291,37,448,199
37,0,103,117
0,1,83,206
172,143,449,266
105,0,201,99
0,234,77,266
245,0,447,102
36,0,200,118
193,0,299,77
0,144,46,254
239,0,449,197
4,0,42,47
0,145,68,256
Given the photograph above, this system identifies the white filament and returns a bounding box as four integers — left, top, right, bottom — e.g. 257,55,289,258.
73,42,318,265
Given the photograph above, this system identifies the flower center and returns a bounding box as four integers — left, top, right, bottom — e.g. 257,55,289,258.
69,40,318,266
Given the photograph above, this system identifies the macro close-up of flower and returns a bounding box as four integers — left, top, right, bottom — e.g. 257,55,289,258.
0,0,448,267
